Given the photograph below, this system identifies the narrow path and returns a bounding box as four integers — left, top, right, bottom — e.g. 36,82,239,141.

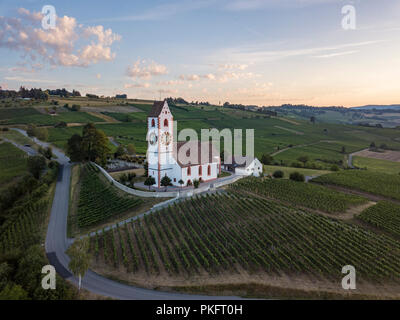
271,140,322,156
347,148,368,168
2,138,37,156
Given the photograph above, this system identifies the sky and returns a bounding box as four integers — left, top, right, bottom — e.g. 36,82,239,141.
0,0,400,107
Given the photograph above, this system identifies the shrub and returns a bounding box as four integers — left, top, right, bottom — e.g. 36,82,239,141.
193,179,200,189
330,164,340,172
273,170,284,179
289,172,305,182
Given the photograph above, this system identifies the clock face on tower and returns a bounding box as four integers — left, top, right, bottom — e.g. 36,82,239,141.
161,132,171,146
149,132,158,145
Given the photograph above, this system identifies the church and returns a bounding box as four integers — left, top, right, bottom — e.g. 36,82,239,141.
147,100,221,188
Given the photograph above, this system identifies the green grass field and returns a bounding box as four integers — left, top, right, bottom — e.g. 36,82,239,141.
353,156,400,175
0,129,32,145
4,97,400,169
0,108,104,125
0,142,27,186
313,170,400,200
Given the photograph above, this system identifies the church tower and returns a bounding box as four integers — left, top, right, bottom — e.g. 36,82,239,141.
147,100,174,188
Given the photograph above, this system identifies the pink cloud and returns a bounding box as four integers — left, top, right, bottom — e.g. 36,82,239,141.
126,60,168,79
0,8,121,67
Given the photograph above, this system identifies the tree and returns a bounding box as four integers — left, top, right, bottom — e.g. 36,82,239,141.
193,179,200,189
35,128,49,141
127,143,136,155
66,134,83,162
289,172,305,182
27,155,46,179
67,238,91,291
0,284,29,300
178,179,184,188
44,147,53,160
71,104,81,111
161,175,172,191
341,146,346,154
273,170,284,178
310,116,316,124
144,176,156,190
114,145,126,159
297,156,309,165
261,154,274,165
331,164,339,171
26,124,36,137
81,123,110,165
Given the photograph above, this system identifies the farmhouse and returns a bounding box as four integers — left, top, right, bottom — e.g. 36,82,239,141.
222,156,263,177
147,100,221,188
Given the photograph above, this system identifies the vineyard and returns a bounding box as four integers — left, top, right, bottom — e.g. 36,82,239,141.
0,199,49,254
0,168,56,255
358,201,400,237
76,164,143,228
0,142,28,186
312,170,400,201
230,177,367,214
90,193,400,281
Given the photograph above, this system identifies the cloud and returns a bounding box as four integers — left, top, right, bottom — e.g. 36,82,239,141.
178,70,257,83
213,40,386,63
218,72,259,82
4,76,58,83
157,79,184,86
126,60,168,79
313,50,358,58
0,8,121,68
218,63,248,70
124,82,151,88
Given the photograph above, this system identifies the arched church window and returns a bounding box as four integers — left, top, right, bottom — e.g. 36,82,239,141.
187,166,191,176
207,165,211,176
151,119,155,127
199,166,202,176
164,119,168,127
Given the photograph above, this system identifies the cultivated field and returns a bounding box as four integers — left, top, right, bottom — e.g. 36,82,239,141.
353,149,400,162
230,177,368,214
313,170,400,201
358,201,400,237
353,156,400,175
0,142,28,186
89,192,400,298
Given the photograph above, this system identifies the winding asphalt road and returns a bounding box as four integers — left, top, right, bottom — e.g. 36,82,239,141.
12,129,241,300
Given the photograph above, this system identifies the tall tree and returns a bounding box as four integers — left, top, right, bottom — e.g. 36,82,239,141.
67,238,91,291
81,123,110,165
127,143,136,155
144,176,156,190
66,134,83,162
161,175,172,191
27,156,46,179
